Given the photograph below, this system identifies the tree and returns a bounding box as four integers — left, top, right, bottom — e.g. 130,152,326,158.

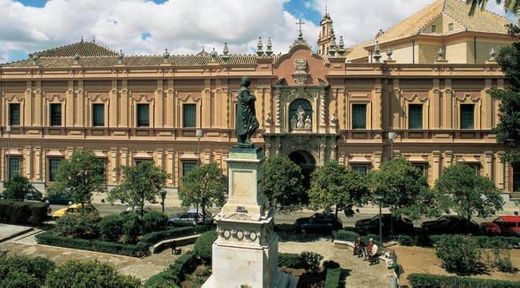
48,150,105,208
488,25,520,164
109,161,168,219
263,155,306,211
178,163,227,223
309,161,368,218
3,174,34,200
435,164,504,221
368,157,434,234
467,0,520,15
45,260,141,288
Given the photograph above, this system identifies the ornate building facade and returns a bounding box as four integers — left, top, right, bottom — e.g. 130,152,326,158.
0,0,518,199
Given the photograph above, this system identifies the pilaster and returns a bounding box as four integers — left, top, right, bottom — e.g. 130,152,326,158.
496,152,505,190
432,151,441,185
485,151,494,180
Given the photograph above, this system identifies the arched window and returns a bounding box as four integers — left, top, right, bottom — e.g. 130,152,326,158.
289,99,312,131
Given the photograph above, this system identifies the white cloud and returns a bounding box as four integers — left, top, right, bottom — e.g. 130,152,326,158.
0,0,319,62
0,0,516,62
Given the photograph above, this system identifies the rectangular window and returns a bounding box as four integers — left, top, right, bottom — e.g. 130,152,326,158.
183,104,196,128
48,158,63,182
134,158,153,166
412,163,428,177
409,104,423,129
7,157,20,179
136,104,150,127
465,163,481,176
352,104,367,129
182,161,198,177
460,104,475,130
9,103,20,126
92,104,105,127
351,165,370,176
514,163,520,192
448,23,454,31
50,103,62,126
431,25,437,33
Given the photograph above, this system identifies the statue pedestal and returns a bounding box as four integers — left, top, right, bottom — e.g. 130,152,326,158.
203,146,296,288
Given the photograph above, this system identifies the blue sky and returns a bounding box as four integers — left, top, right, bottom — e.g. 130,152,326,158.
0,0,516,63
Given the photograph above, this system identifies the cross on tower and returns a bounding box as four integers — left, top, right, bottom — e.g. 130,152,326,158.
296,19,305,38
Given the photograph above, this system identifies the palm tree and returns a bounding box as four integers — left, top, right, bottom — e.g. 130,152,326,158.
467,0,520,15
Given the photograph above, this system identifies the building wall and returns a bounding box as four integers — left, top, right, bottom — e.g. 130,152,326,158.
0,46,514,196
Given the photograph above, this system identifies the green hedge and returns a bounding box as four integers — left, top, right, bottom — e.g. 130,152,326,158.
35,231,149,257
399,234,520,248
194,230,218,261
407,273,520,288
144,251,197,287
278,253,306,269
140,226,210,246
335,230,381,246
0,200,48,225
324,268,341,288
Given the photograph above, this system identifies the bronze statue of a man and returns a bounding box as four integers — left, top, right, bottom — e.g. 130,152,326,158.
236,76,259,145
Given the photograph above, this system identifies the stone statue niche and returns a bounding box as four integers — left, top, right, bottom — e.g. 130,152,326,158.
289,99,312,132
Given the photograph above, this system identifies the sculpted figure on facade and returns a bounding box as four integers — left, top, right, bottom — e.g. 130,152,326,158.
296,105,306,128
304,115,312,129
290,115,297,130
236,76,259,145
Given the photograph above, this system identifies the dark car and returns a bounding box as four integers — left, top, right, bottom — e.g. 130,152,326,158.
355,214,414,236
43,193,73,205
168,209,213,226
295,213,343,234
421,215,480,235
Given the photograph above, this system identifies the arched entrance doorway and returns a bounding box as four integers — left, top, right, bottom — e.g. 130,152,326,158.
289,150,316,188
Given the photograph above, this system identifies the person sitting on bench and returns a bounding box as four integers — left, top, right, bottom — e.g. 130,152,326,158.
368,238,379,265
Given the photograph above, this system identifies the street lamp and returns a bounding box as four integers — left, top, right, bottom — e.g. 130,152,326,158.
196,129,203,165
160,190,167,214
374,194,384,248
388,131,396,160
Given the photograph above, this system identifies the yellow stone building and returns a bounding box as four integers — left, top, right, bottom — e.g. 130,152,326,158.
0,0,518,201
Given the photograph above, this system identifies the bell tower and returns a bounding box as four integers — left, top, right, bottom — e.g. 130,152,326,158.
317,10,334,56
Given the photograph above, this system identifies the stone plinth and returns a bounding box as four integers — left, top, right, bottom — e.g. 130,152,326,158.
203,146,294,288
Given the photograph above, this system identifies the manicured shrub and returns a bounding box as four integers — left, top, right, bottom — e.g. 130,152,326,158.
0,254,55,288
99,214,124,242
324,268,341,288
278,253,305,269
45,260,141,288
142,211,168,234
144,251,197,287
300,251,324,272
122,212,142,244
55,212,99,239
0,200,48,225
434,235,480,274
35,231,149,257
407,273,520,288
194,230,218,261
398,235,415,246
1,270,40,288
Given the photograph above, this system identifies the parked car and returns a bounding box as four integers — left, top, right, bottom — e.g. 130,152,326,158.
421,215,480,235
355,214,414,236
43,193,73,205
295,213,343,234
168,209,213,226
52,204,98,219
481,216,520,236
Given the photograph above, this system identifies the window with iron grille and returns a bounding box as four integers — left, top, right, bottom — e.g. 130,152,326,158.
92,104,105,127
460,104,475,130
183,104,196,128
408,104,423,129
7,157,20,179
50,103,62,126
9,103,20,126
136,104,150,127
352,104,367,129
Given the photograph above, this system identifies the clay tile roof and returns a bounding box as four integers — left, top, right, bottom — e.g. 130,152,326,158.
32,40,118,57
346,0,512,62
